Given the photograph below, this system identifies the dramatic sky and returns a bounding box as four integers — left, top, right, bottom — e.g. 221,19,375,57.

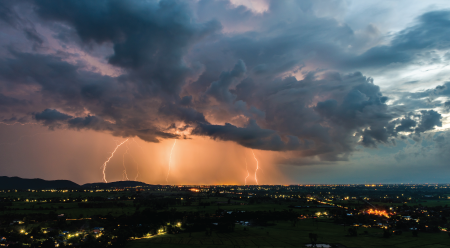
1,0,450,185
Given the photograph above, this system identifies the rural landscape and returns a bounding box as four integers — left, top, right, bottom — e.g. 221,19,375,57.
1,177,450,247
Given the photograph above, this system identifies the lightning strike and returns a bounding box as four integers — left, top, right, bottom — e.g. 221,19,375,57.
131,154,140,181
122,143,130,181
166,139,177,183
244,159,250,185
132,138,144,181
252,150,259,185
102,139,128,183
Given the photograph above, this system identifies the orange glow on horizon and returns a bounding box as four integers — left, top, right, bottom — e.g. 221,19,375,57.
0,125,291,185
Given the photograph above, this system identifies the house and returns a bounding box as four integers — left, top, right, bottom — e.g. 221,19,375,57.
10,219,24,225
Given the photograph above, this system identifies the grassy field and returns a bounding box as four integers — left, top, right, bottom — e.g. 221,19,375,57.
0,191,141,217
0,195,322,218
0,191,133,199
330,199,450,208
127,219,450,248
407,199,450,207
1,201,137,217
367,200,450,208
172,197,328,216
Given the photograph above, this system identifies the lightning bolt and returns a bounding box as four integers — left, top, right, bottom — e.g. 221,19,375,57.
130,152,140,181
102,139,128,183
166,139,177,183
132,138,144,181
122,143,130,181
252,150,259,185
244,159,250,185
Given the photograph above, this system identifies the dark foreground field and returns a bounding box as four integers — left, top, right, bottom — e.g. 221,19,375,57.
3,184,450,247
127,219,450,248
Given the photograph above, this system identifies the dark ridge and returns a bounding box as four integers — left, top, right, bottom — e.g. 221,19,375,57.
0,176,80,190
0,176,154,190
82,181,151,189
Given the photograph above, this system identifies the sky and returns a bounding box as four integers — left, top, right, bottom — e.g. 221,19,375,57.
1,0,450,185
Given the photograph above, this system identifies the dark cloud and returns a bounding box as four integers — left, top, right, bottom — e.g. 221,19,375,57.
34,108,72,127
410,82,450,99
23,27,45,51
34,0,221,96
312,72,394,148
0,1,21,27
395,117,417,133
204,59,246,103
415,110,442,134
192,120,302,151
35,109,72,121
392,11,450,51
67,115,112,132
158,103,208,125
444,101,450,111
333,10,450,71
179,95,193,106
396,82,450,113
0,94,28,107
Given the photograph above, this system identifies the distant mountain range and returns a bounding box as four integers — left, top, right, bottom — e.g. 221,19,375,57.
0,176,151,190
83,181,150,189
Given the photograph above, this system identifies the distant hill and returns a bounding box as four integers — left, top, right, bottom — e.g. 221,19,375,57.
0,176,80,190
82,181,151,189
0,176,152,190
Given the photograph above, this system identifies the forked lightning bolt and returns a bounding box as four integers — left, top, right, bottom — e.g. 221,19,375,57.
166,139,177,183
123,142,140,181
252,150,259,185
129,151,140,181
102,139,128,183
122,143,130,181
132,138,143,181
244,159,250,185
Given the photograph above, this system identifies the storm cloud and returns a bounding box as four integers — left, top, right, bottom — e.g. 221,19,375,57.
0,0,448,164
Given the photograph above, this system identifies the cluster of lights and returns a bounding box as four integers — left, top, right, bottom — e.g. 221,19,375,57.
315,212,328,216
366,209,390,218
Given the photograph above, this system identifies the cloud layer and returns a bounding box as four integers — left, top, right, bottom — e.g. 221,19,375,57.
0,0,449,165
